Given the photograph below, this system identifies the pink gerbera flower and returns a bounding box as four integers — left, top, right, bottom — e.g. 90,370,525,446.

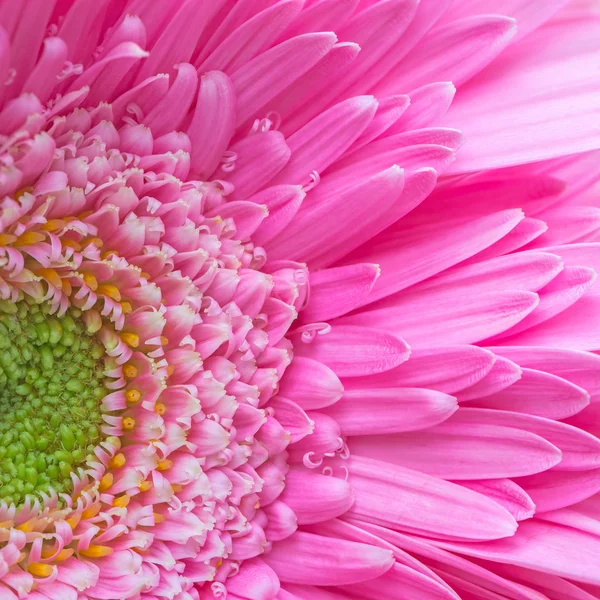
1,0,600,599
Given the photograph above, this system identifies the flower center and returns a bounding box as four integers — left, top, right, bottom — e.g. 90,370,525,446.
0,298,108,506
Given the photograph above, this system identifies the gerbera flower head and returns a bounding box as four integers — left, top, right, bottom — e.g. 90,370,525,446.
1,1,600,599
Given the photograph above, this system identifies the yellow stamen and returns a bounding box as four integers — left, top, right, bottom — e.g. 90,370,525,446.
153,513,166,524
113,494,130,508
98,473,114,492
66,514,81,529
17,518,38,532
155,403,166,416
0,520,13,529
121,332,139,348
172,484,184,493
160,335,169,346
13,231,45,246
216,560,223,568
139,480,152,492
82,503,102,520
35,268,62,289
61,278,72,296
140,272,151,280
166,365,176,377
86,237,104,248
0,233,17,245
97,284,122,301
61,239,82,251
122,417,136,431
126,389,141,404
156,459,172,471
109,453,126,469
28,562,54,577
80,545,114,558
41,219,65,232
14,186,34,200
41,547,73,562
82,273,98,291
123,364,138,379
76,211,93,220
120,301,133,314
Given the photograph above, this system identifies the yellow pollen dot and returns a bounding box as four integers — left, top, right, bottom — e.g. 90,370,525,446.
76,211,93,220
113,494,130,508
99,473,114,492
126,389,141,404
123,364,138,378
80,545,114,558
153,513,166,524
139,481,152,492
156,459,172,471
34,268,62,289
28,563,53,577
160,336,169,346
17,518,38,532
82,503,102,520
121,332,139,348
120,301,133,314
155,403,166,416
140,272,151,279
122,417,136,431
254,502,260,510
0,233,17,245
166,365,176,377
82,273,98,290
101,249,118,259
40,219,65,232
97,284,122,301
13,231,45,246
172,484,184,493
109,453,126,468
61,239,82,251
61,279,72,296
215,560,223,568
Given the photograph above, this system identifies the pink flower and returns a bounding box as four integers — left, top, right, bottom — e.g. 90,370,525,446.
0,1,599,599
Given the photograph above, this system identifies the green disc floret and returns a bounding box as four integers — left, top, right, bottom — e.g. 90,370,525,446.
0,298,108,507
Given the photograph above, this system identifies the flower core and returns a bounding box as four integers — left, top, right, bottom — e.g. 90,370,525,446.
0,299,107,506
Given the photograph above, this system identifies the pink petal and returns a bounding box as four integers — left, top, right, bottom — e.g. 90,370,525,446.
264,531,394,585
279,469,354,524
348,421,562,480
294,325,410,377
457,356,522,401
459,479,536,522
347,456,517,541
301,263,380,322
323,387,458,435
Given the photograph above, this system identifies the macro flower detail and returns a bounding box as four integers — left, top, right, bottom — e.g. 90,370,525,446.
1,1,600,600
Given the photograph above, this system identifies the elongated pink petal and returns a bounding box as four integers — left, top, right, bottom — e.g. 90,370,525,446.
277,356,343,410
459,479,536,522
271,95,378,186
457,356,522,401
341,290,540,347
517,469,600,513
279,469,354,524
294,325,410,377
345,346,495,394
323,387,458,435
187,70,236,178
231,32,338,126
471,368,590,420
266,166,405,266
349,421,562,480
301,263,380,322
347,456,517,541
434,520,600,586
264,531,394,585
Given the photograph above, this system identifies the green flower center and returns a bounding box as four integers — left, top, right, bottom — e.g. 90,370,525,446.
0,299,108,506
